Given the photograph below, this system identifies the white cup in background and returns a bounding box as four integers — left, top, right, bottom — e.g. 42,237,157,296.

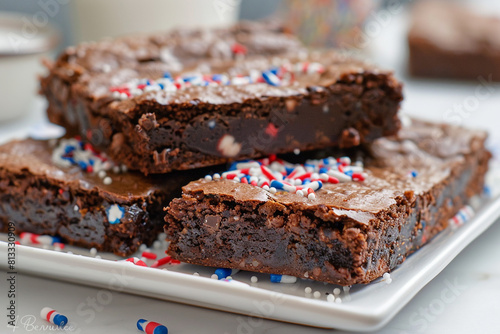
72,0,241,43
0,13,59,122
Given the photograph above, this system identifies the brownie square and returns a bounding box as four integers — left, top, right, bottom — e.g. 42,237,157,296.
0,138,204,256
41,23,403,174
164,119,490,285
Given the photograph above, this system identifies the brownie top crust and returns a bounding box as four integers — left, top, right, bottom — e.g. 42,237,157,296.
45,21,399,112
0,139,186,202
179,119,488,216
410,1,500,52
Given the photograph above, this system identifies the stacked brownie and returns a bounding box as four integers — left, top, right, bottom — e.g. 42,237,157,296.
0,22,491,285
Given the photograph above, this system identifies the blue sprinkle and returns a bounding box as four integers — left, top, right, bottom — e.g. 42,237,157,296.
64,145,75,154
262,71,281,86
411,170,418,178
302,178,311,184
158,83,164,89
183,76,197,82
270,274,282,283
146,80,152,86
304,163,315,169
78,161,87,170
344,170,354,177
228,162,239,171
319,167,328,174
285,167,295,175
212,74,223,82
51,236,63,244
215,268,232,280
483,186,492,198
89,159,95,166
458,211,467,222
270,180,284,190
163,72,172,79
269,67,280,75
322,158,330,165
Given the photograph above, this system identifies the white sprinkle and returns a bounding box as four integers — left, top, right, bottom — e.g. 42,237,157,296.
335,297,342,304
67,251,73,255
293,148,300,155
294,179,302,185
269,187,277,194
296,190,304,196
95,255,102,259
263,185,270,190
333,288,341,295
313,291,321,299
140,257,147,262
103,177,112,185
308,193,316,200
343,286,351,292
386,278,392,285
383,273,391,279
323,105,329,113
98,170,106,179
305,287,312,294
226,276,233,280
54,245,62,252
73,205,79,211
213,173,221,179
139,244,147,251
112,166,120,174
304,272,309,278
205,175,213,181
90,248,97,257
157,232,167,241
234,216,240,221
193,272,200,276
250,276,258,283
153,240,162,249
211,274,219,280
327,294,335,302
121,165,128,173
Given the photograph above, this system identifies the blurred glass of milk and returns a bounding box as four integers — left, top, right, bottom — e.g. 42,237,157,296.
73,0,241,42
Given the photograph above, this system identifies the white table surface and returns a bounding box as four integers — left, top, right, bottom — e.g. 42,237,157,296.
2,7,500,334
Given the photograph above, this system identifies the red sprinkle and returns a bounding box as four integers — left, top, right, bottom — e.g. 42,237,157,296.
151,256,172,268
352,173,365,181
141,251,157,260
265,123,279,138
58,189,64,195
53,242,65,249
241,177,248,184
231,43,247,55
260,165,276,181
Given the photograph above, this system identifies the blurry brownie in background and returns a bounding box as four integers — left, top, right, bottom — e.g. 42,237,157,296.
409,0,500,81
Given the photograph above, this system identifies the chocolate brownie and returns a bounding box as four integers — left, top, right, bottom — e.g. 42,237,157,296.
409,1,500,80
164,119,491,285
0,138,206,256
41,23,403,174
